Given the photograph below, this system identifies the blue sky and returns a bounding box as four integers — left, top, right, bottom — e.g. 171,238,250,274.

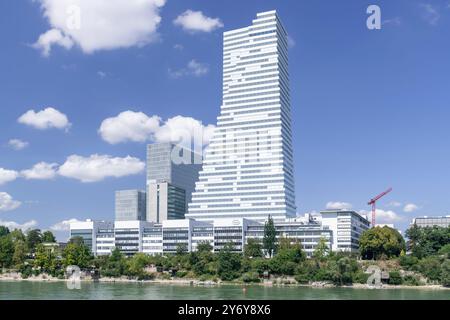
1,0,450,240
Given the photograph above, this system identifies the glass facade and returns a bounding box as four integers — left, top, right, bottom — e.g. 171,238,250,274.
115,190,146,221
187,10,296,222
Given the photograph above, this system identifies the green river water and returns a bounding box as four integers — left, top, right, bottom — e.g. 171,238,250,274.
0,281,449,300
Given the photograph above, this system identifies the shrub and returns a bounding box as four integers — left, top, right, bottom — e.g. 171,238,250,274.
353,270,369,284
399,255,419,271
419,256,442,281
403,275,420,286
175,271,188,278
242,272,260,283
137,272,155,281
440,260,450,287
438,244,450,258
388,271,403,285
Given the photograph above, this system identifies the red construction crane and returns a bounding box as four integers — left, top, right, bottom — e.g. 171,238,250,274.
368,188,392,227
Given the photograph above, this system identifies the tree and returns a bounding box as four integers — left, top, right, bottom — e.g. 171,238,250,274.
359,226,406,260
127,253,150,278
0,226,10,238
34,244,61,276
10,229,26,242
69,236,85,246
313,237,330,260
101,248,127,277
176,243,188,256
263,215,277,257
441,260,450,287
244,238,263,258
26,229,43,252
217,243,242,281
42,231,56,243
62,241,92,268
269,238,306,275
405,225,450,258
0,235,14,268
197,241,213,253
12,240,28,266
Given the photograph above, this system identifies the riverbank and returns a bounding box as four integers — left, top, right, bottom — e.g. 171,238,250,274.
1,272,448,290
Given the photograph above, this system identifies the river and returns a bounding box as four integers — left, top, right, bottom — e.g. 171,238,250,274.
0,281,449,300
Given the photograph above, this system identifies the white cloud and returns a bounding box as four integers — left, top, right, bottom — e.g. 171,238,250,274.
32,28,74,57
326,201,353,210
21,162,59,180
386,201,402,208
99,111,215,147
50,218,81,231
0,219,38,231
168,59,209,78
33,0,166,56
0,168,19,185
99,111,161,144
97,71,107,79
403,203,419,213
361,209,403,224
58,154,145,183
8,139,29,151
420,3,440,25
18,107,71,130
174,10,223,33
0,192,21,212
287,35,296,48
382,17,402,26
174,44,184,50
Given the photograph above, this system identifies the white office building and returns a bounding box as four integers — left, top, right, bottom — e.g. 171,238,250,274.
187,10,296,222
321,210,370,253
411,216,450,228
69,220,114,256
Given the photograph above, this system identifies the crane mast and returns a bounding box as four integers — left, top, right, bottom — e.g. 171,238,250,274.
368,187,393,227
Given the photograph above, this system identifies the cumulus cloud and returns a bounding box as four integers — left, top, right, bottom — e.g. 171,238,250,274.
174,10,223,33
403,203,419,213
21,162,59,180
18,107,71,130
99,111,161,144
50,218,81,231
99,111,215,147
0,168,19,185
0,192,22,212
33,0,166,56
8,139,29,151
361,209,403,224
0,219,38,231
326,201,353,210
58,154,145,183
168,59,209,78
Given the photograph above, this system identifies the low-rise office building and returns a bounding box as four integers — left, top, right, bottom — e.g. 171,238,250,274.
70,210,370,257
411,216,450,228
69,220,114,256
320,210,370,253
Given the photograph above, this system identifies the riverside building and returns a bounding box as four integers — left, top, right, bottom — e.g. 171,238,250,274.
69,12,371,258
186,10,296,222
147,142,201,222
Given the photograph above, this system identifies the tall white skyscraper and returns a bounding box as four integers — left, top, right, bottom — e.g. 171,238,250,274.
187,10,296,222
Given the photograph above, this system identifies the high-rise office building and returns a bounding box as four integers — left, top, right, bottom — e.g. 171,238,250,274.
146,142,201,222
115,190,147,221
187,10,296,222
